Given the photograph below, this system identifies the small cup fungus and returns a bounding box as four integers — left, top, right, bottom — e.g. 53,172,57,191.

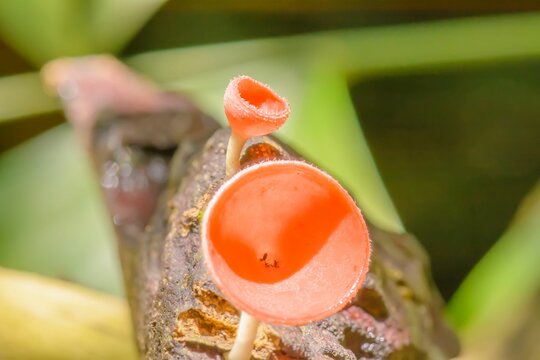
202,76,371,359
223,76,290,177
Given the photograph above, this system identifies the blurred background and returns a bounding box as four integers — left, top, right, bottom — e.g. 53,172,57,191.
1,1,539,359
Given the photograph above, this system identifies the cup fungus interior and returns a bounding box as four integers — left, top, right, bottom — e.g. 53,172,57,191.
202,160,371,325
224,76,290,138
237,77,284,115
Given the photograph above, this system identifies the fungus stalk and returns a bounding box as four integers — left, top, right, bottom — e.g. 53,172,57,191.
227,312,260,360
225,131,246,177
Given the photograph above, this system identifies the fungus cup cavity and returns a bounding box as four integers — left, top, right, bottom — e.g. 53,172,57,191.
202,161,371,358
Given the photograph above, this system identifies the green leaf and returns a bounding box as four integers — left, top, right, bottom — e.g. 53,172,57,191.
0,125,123,295
448,181,540,333
0,0,166,65
0,73,59,124
0,267,136,359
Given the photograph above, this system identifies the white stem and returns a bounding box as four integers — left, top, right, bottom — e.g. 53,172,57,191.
227,312,260,360
225,131,247,177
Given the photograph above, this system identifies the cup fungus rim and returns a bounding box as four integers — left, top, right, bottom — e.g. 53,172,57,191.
224,75,291,125
201,159,371,325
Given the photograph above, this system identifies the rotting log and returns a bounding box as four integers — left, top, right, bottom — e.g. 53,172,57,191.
46,56,459,359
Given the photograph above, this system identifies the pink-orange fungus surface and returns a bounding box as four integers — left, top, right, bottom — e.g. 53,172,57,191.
202,161,371,325
224,76,290,138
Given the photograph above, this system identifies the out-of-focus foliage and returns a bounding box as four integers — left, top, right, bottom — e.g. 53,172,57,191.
0,267,136,359
354,63,540,298
0,125,121,295
449,180,540,332
450,181,540,359
0,73,58,123
0,0,166,65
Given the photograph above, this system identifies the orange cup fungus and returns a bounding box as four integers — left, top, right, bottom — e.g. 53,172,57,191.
202,160,371,325
224,75,290,139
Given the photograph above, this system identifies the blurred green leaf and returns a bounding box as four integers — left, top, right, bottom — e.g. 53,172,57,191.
3,12,540,123
0,125,122,295
448,180,540,333
0,0,166,66
128,11,540,80
0,73,58,123
0,267,136,359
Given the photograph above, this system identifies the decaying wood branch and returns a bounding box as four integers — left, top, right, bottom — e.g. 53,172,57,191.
45,56,459,359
